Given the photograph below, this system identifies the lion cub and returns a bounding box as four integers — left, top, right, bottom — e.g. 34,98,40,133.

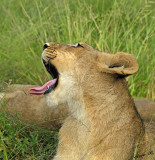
30,42,154,160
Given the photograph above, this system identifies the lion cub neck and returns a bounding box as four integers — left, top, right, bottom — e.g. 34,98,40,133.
67,72,143,137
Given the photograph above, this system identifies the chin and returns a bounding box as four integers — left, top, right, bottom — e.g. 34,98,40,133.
45,92,59,108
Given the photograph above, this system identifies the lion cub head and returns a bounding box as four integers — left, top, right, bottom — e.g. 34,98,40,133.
30,42,138,109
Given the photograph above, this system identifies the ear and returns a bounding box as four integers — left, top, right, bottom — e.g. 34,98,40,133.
96,52,139,76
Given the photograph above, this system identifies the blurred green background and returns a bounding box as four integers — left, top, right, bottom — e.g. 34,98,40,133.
0,0,154,99
0,0,154,159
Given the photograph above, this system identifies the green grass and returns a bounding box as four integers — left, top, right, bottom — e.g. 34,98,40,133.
0,110,58,160
0,0,154,99
0,0,155,159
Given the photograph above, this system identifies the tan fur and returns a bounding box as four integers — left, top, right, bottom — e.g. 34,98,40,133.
0,84,68,128
0,86,155,129
41,42,154,160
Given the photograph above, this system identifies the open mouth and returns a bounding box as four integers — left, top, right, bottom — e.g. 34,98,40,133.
29,59,59,95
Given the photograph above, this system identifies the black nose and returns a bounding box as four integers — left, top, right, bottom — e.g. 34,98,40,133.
43,43,49,50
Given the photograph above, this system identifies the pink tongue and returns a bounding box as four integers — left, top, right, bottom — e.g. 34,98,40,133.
29,78,57,95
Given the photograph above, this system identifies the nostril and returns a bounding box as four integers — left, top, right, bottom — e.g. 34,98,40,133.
43,43,50,50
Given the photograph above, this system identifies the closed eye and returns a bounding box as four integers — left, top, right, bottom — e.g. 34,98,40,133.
71,43,84,48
